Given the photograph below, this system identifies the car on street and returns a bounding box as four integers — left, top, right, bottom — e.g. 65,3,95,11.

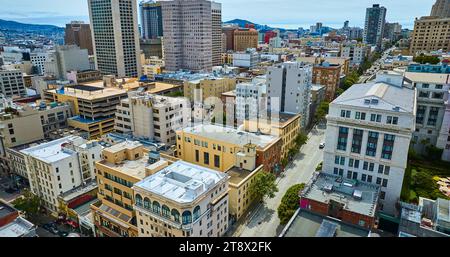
319,143,325,149
43,223,59,235
58,231,69,237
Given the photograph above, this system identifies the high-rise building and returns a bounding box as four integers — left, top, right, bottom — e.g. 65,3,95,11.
266,62,312,129
64,21,94,55
343,21,349,29
235,80,267,124
312,62,342,102
383,22,402,42
161,0,221,72
410,15,450,54
30,52,49,75
140,1,163,39
341,42,371,67
323,71,416,215
363,4,387,49
222,26,238,51
431,0,450,18
88,0,142,78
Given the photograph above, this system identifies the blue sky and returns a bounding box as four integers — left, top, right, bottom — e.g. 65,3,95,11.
0,0,436,29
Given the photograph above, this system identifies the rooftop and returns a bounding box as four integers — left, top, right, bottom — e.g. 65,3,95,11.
20,136,81,164
0,216,36,237
281,210,371,237
301,172,380,217
0,201,17,220
48,85,127,101
99,154,149,180
181,124,279,150
134,161,228,204
332,81,415,114
405,72,450,84
226,166,258,185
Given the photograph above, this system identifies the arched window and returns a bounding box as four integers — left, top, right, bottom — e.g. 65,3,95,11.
152,201,160,214
193,206,201,221
182,210,192,225
143,197,151,209
135,194,142,207
172,209,180,223
162,205,170,218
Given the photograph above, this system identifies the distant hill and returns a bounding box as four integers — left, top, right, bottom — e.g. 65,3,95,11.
224,19,288,32
0,19,64,34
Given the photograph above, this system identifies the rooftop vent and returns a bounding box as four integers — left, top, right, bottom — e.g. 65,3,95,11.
353,190,363,200
323,183,333,193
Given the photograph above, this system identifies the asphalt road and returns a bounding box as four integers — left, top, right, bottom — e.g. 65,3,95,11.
235,125,326,237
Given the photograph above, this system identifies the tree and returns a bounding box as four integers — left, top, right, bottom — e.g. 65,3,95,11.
314,101,330,123
277,184,306,225
250,172,279,202
12,190,41,218
413,54,440,65
294,132,308,148
426,145,444,161
166,91,184,97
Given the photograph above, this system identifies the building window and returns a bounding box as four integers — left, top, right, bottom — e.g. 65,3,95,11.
204,152,210,165
366,132,379,157
193,206,201,221
136,194,143,207
162,205,171,218
195,150,200,162
427,107,439,126
182,211,192,225
214,155,220,168
351,129,363,154
337,127,349,151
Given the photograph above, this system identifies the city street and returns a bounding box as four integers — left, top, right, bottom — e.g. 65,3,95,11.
234,125,326,237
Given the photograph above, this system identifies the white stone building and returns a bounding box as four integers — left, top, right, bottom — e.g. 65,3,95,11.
44,45,90,80
323,72,416,215
235,80,267,125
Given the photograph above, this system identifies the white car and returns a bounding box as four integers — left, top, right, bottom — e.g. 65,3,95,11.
319,143,325,149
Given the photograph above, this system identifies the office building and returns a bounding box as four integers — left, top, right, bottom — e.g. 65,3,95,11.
140,1,163,40
184,76,236,103
21,136,102,215
133,160,229,237
30,52,50,75
44,45,91,80
233,29,259,52
0,69,27,98
232,48,260,69
341,43,371,67
312,62,342,102
88,0,142,77
176,124,282,173
363,4,387,49
323,72,416,215
222,26,238,51
161,0,222,72
267,62,312,129
140,38,163,59
410,16,450,54
65,21,94,55
114,91,189,145
235,80,267,124
384,22,402,42
405,68,450,155
431,0,450,18
45,83,128,139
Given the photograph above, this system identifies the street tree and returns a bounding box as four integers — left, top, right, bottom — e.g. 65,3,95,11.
12,189,41,218
277,184,306,225
250,172,279,202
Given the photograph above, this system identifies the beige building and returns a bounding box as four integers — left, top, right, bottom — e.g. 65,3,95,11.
91,141,168,237
431,0,450,18
410,16,450,54
133,160,229,237
184,77,236,103
234,29,259,52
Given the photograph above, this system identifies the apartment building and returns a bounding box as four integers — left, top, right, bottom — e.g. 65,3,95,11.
323,72,416,215
341,43,371,66
21,136,102,215
232,49,260,69
363,4,387,49
30,52,49,75
234,29,259,52
45,84,128,139
114,92,189,145
133,160,229,237
267,62,312,129
88,0,142,77
244,112,301,161
65,21,94,55
312,62,341,102
405,68,450,154
410,16,450,55
235,80,267,125
0,69,27,98
161,0,222,72
176,124,282,174
91,141,163,237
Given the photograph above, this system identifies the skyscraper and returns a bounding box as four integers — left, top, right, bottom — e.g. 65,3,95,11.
88,0,142,78
140,0,163,39
161,0,222,72
431,0,450,18
363,4,387,49
64,21,94,55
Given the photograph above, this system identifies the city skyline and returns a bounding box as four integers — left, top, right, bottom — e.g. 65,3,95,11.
0,0,436,29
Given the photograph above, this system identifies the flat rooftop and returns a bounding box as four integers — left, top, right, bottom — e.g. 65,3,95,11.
134,161,228,204
281,210,371,237
301,173,380,217
181,124,279,150
226,167,254,185
20,136,79,163
0,201,17,220
146,82,182,94
99,154,149,180
48,85,127,101
405,72,450,84
0,216,35,237
104,140,143,154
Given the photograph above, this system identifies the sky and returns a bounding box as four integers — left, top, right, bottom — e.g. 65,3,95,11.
0,0,437,29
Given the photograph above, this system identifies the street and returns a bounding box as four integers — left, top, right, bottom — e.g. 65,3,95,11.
234,125,326,237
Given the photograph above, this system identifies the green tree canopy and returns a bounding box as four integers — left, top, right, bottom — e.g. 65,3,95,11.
314,101,330,123
413,55,440,65
277,184,306,225
12,190,41,218
249,172,279,202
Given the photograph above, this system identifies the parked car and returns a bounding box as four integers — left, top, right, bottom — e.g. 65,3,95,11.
319,143,325,149
43,223,58,235
58,231,69,237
